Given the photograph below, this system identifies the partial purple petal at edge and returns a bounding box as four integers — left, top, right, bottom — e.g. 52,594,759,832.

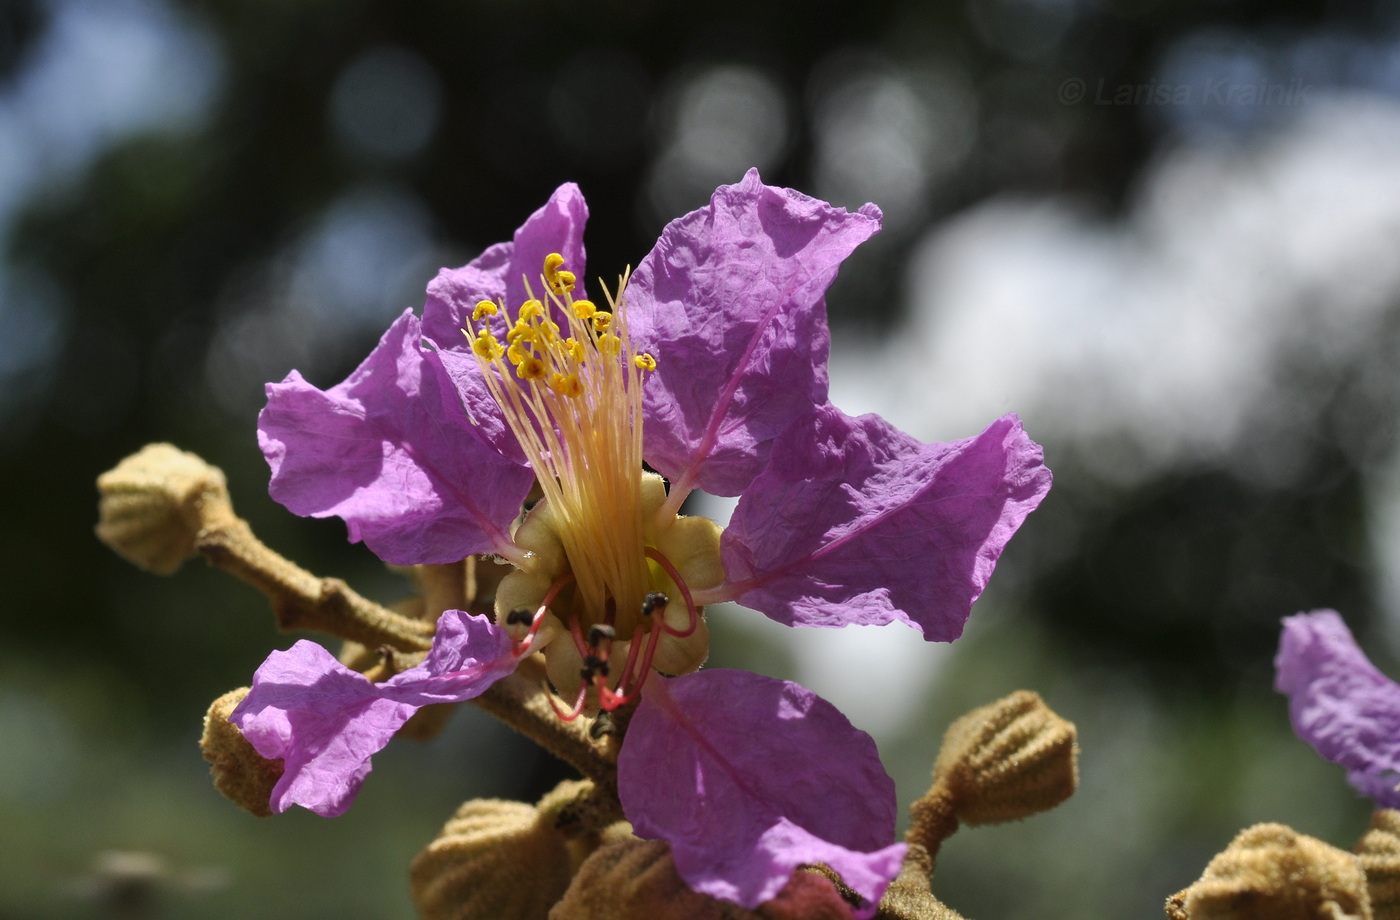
231,612,517,817
618,669,905,917
258,309,533,565
1275,609,1400,807
721,407,1052,641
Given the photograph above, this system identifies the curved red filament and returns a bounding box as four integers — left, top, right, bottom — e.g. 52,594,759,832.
512,572,574,657
644,547,700,638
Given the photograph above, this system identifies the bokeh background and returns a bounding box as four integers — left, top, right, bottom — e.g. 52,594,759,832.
4,0,1400,916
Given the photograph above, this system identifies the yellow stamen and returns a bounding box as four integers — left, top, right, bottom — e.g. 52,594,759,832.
473,301,498,321
472,331,504,361
465,257,651,625
633,353,657,372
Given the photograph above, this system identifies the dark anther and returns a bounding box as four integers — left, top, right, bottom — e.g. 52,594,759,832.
506,607,533,626
641,592,669,616
587,624,616,645
590,711,615,739
581,655,610,680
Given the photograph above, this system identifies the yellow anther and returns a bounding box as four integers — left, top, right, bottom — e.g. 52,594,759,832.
507,322,536,345
538,319,561,344
472,300,498,321
551,270,576,295
548,373,583,397
564,338,585,364
633,353,657,372
599,333,621,358
507,340,534,366
519,300,544,322
516,356,546,381
472,332,504,361
544,253,566,276
592,312,613,332
572,299,597,320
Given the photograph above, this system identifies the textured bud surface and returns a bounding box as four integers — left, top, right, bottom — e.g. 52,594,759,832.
96,443,231,574
200,688,284,818
411,792,576,920
549,838,755,920
1166,823,1371,920
909,689,1077,862
1357,811,1400,919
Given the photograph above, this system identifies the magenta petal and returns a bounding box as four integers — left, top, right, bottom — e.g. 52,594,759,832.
629,169,882,497
618,670,906,916
231,612,517,817
721,407,1051,641
1275,610,1400,807
421,183,589,348
258,309,533,564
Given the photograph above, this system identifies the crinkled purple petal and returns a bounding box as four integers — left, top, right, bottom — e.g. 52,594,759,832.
1275,609,1400,807
720,407,1051,641
259,309,533,564
230,611,517,817
629,169,882,497
618,669,905,917
421,183,588,349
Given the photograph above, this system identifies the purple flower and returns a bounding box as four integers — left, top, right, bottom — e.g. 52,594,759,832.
1275,609,1400,806
237,171,1051,910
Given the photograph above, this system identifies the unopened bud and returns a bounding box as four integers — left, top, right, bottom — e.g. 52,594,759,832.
907,691,1076,869
1166,823,1371,920
96,444,231,574
199,689,283,818
410,782,599,920
1356,810,1400,918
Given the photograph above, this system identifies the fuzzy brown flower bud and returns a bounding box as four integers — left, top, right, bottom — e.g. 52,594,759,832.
908,690,1077,863
1356,810,1400,919
1166,823,1371,920
411,780,613,920
96,443,233,574
549,838,753,920
199,689,283,818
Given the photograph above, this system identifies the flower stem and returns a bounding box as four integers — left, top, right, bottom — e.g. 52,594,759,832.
192,509,435,653
472,656,620,796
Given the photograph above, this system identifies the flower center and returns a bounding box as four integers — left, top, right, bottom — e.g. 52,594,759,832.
466,255,658,626
465,254,723,714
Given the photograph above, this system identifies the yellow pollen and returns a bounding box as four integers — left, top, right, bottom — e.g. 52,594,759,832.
572,300,597,320
548,372,583,397
634,353,657,372
472,331,504,360
551,271,576,295
519,300,544,322
507,323,536,345
543,253,566,275
564,338,585,364
517,356,546,380
592,312,612,332
507,340,533,366
473,300,498,321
